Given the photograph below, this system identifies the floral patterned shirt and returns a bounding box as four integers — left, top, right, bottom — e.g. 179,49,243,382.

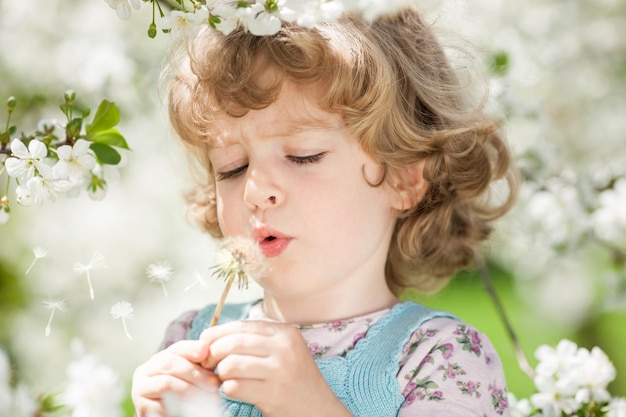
161,303,510,416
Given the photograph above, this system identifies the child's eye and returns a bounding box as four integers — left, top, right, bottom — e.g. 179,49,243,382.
216,164,248,181
287,152,327,165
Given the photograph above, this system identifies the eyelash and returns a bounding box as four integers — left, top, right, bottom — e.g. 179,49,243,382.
216,152,328,181
287,152,327,165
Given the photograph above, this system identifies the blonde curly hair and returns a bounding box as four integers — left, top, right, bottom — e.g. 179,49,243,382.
165,6,519,295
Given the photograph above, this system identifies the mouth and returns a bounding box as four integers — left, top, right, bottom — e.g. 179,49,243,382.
253,228,290,257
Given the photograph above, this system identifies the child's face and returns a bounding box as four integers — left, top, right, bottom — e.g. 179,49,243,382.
207,81,401,302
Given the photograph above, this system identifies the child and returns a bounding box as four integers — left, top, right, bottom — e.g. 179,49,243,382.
132,5,518,417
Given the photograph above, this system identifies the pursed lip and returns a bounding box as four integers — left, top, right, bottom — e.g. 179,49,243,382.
252,226,292,258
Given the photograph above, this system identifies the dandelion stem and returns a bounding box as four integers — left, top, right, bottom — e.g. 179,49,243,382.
160,282,169,297
45,310,55,337
122,318,132,340
478,262,535,380
87,271,94,300
209,272,237,327
25,258,38,275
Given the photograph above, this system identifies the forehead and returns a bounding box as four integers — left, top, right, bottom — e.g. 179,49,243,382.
208,80,343,148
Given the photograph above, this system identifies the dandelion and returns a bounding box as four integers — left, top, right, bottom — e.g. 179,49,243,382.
25,246,47,275
110,301,134,340
184,272,209,292
73,250,107,300
145,260,173,297
43,298,65,337
209,237,266,327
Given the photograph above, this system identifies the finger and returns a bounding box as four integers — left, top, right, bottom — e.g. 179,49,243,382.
162,339,211,364
133,397,166,417
135,368,220,399
215,353,273,381
221,378,267,406
202,332,272,369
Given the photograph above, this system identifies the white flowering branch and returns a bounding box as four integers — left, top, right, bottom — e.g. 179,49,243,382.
0,92,129,225
104,0,419,39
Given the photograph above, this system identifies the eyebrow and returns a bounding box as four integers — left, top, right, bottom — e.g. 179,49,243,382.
272,118,342,137
209,117,341,150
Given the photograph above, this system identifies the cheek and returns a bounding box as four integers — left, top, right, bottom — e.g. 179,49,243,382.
215,191,239,236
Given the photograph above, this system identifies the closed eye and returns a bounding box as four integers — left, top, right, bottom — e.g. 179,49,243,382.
287,152,327,165
216,164,248,181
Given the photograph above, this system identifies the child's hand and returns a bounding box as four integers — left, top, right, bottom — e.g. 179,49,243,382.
200,321,353,417
131,339,221,417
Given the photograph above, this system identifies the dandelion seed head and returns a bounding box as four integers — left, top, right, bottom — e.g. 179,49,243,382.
213,237,266,289
145,260,174,283
88,250,108,269
110,301,134,319
43,298,66,312
73,250,108,273
33,246,48,258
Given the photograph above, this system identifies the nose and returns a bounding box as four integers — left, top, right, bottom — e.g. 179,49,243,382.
243,166,283,211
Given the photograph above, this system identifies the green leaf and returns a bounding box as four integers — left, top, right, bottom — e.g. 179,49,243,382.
90,142,121,165
88,129,131,150
86,100,120,134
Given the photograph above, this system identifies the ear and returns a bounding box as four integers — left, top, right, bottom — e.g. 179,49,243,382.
390,161,429,211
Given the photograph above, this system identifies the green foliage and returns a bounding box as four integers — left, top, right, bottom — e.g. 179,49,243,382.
0,261,30,346
488,50,510,77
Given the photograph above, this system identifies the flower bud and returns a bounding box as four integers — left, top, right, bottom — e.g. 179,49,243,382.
64,90,76,105
148,23,157,39
6,96,16,112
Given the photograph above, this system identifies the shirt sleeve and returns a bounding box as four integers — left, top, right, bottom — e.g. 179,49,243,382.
157,310,199,350
396,317,510,417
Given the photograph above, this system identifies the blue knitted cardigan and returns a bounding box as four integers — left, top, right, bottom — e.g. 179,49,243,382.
187,301,455,417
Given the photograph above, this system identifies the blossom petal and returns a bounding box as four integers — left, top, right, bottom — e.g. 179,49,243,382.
4,157,27,178
10,139,29,158
73,139,92,155
56,145,72,161
28,140,48,159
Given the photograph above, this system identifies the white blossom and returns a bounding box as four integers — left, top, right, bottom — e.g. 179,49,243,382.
5,139,52,182
507,393,532,417
103,0,140,20
592,178,626,246
52,139,96,186
237,3,282,36
15,175,73,206
530,339,617,415
62,340,123,417
0,349,40,417
605,397,626,417
161,8,209,40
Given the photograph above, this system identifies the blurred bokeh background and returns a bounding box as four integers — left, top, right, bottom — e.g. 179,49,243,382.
1,0,625,415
